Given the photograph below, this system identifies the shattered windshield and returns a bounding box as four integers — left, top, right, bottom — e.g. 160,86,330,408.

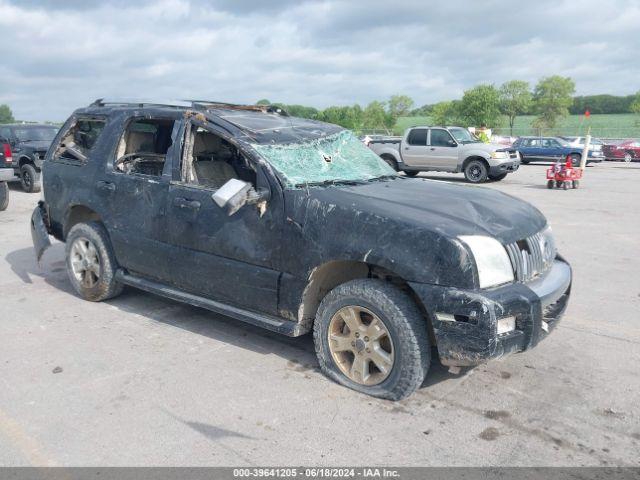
252,130,397,188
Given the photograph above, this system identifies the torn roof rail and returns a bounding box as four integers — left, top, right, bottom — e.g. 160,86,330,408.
91,98,200,109
90,98,289,116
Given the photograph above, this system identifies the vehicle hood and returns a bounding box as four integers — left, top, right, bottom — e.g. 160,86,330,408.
17,140,51,152
460,142,502,154
303,177,547,244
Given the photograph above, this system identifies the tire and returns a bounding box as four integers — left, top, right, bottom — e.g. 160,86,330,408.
65,221,123,302
520,156,529,164
488,173,508,181
0,182,8,211
572,180,579,189
555,180,563,189
562,181,569,190
463,159,488,183
313,279,430,400
403,170,419,177
547,179,554,189
20,163,41,193
381,155,399,171
569,154,581,167
624,152,633,163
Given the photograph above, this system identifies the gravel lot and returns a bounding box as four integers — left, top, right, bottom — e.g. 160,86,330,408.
0,162,638,467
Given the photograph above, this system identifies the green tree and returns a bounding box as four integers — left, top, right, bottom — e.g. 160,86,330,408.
430,101,461,126
459,84,502,128
499,80,532,136
362,101,388,130
0,104,14,124
387,95,414,120
532,76,575,130
256,99,271,105
630,91,640,114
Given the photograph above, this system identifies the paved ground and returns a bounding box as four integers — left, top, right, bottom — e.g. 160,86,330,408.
0,162,639,467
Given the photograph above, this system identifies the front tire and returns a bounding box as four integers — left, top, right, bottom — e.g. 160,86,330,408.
488,172,507,181
403,170,419,177
313,279,430,400
624,152,633,163
464,159,488,183
20,164,41,193
0,182,8,211
65,221,123,302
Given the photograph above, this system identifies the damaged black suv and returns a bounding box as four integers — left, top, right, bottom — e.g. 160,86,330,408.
32,99,572,400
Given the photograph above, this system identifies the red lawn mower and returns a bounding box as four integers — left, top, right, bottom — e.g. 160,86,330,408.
546,156,583,190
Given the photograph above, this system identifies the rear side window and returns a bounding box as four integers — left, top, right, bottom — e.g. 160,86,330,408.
114,118,176,177
53,118,106,164
407,128,427,146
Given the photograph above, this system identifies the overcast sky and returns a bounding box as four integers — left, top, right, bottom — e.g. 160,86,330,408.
1,0,638,121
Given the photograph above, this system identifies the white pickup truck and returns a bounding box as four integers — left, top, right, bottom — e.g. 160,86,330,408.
368,126,520,183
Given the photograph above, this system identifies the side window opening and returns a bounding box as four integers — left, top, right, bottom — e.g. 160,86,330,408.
54,118,106,163
430,129,454,147
407,128,427,146
114,118,175,177
182,126,256,189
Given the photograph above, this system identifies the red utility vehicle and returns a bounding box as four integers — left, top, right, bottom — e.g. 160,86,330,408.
546,157,582,190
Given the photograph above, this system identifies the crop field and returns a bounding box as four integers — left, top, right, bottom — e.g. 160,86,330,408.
394,113,640,139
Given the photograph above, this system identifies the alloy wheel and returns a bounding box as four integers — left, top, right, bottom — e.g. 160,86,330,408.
70,237,101,288
327,305,394,386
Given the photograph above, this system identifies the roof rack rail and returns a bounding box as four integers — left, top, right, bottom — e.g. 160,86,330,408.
90,98,203,109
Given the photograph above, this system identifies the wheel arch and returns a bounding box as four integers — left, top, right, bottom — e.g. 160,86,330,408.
462,155,489,171
63,204,103,239
18,156,34,168
298,259,436,344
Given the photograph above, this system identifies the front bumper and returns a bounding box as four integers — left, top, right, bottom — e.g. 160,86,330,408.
409,258,571,367
488,159,520,176
0,168,13,182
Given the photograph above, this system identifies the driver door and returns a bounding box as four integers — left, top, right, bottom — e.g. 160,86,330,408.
163,120,283,315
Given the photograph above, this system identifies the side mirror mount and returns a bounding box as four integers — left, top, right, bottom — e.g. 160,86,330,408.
211,179,270,216
447,139,457,147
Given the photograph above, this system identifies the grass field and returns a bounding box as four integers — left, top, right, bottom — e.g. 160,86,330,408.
393,113,640,139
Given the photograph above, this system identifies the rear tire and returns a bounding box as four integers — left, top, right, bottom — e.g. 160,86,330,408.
624,152,633,163
65,221,123,302
464,159,488,183
0,182,8,211
520,155,529,164
381,155,399,171
572,180,580,189
20,164,41,193
547,180,554,189
562,181,570,190
569,154,581,167
403,170,419,177
313,279,430,400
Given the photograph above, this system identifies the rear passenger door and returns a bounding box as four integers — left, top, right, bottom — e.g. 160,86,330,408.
400,128,429,167
95,114,182,282
163,120,283,315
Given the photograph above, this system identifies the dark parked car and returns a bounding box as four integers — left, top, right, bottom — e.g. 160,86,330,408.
0,123,59,192
32,99,572,400
602,139,640,162
513,136,604,166
0,146,10,210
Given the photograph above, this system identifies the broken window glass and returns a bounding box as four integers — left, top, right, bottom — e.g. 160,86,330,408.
251,130,396,188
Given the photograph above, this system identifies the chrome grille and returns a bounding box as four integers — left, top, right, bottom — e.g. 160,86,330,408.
506,229,556,283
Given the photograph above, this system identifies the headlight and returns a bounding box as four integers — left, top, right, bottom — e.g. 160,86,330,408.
459,235,514,288
490,151,508,159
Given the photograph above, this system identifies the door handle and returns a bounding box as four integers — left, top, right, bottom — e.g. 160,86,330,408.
430,147,436,151
96,180,116,192
404,147,409,150
173,197,201,210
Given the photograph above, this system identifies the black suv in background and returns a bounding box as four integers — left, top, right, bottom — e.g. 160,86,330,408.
31,99,572,400
0,123,59,192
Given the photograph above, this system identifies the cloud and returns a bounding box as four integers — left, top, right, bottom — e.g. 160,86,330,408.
0,0,638,121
